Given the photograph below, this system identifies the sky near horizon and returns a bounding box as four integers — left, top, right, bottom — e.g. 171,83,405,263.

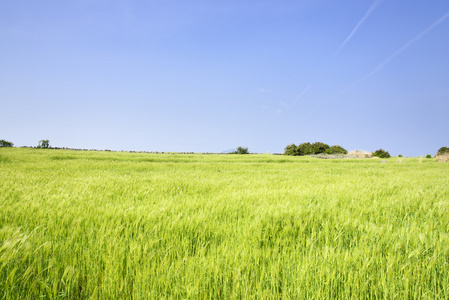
1,1,448,156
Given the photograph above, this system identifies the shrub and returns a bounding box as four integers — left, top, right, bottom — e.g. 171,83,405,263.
426,154,432,159
0,139,13,147
373,149,391,159
437,147,449,156
311,142,330,154
232,146,249,154
398,154,402,157
284,142,346,156
297,142,314,155
328,145,348,155
283,144,298,156
324,148,333,155
298,142,331,155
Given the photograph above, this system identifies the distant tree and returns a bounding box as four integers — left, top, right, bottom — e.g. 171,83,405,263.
284,142,347,156
37,139,50,149
283,144,298,156
437,147,449,156
232,146,249,154
297,142,314,155
311,142,330,154
327,145,348,154
426,154,432,159
284,142,349,156
373,149,390,158
0,139,14,147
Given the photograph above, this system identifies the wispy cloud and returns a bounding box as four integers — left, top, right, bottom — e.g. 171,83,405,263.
335,0,385,54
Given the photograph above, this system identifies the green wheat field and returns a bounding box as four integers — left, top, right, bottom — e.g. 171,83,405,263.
1,148,448,299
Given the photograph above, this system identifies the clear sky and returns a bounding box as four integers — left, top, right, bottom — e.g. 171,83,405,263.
1,1,448,156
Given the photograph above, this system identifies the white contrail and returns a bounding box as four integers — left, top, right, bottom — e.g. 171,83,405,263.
325,9,449,105
355,9,449,86
277,86,311,115
336,0,385,54
291,85,311,107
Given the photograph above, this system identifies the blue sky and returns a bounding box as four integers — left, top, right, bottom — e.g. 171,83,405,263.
1,0,448,156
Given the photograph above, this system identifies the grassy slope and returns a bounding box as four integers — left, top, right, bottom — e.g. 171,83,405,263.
1,148,448,299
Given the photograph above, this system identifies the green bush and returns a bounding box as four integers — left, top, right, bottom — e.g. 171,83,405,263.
232,146,249,154
311,142,330,154
437,147,449,156
0,139,14,147
328,145,348,154
297,142,330,155
373,149,391,159
283,144,298,156
324,148,333,154
297,142,314,155
426,154,432,159
398,154,402,157
284,142,347,156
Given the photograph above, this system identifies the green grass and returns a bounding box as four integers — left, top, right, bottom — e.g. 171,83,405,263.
1,148,449,299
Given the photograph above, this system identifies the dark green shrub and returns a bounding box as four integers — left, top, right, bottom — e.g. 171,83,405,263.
426,154,432,159
284,142,347,156
311,142,330,154
437,147,449,156
232,146,249,154
283,144,298,156
373,149,391,159
0,139,13,147
328,145,348,154
297,142,314,155
324,148,333,155
398,154,402,157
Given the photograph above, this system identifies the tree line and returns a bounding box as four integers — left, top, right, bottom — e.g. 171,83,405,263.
0,139,50,148
1,138,448,158
283,142,348,156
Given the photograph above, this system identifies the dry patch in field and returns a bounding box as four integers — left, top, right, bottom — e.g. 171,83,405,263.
347,150,373,158
436,154,449,162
